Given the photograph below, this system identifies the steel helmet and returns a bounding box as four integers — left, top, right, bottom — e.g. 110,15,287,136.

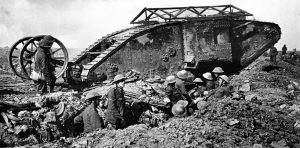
212,67,224,73
197,100,208,110
202,72,213,80
219,75,229,83
171,103,187,117
165,75,176,84
85,91,101,101
177,100,189,107
193,78,203,83
38,35,55,48
176,70,189,79
113,74,126,83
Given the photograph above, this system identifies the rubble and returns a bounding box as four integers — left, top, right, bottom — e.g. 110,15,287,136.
1,56,300,147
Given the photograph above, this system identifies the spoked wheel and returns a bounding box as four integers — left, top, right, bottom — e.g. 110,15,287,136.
19,35,69,80
8,36,32,79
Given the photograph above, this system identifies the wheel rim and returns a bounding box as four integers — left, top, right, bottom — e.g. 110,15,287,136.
8,36,32,79
19,35,69,80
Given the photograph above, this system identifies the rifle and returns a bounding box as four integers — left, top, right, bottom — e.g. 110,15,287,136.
0,102,40,114
124,91,169,109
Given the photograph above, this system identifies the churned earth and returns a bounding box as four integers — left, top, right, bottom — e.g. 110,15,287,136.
1,46,300,148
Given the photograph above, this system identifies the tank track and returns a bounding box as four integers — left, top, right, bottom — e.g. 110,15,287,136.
79,23,170,80
70,26,140,64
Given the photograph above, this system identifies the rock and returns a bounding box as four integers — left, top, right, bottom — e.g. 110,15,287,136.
287,84,294,90
291,81,299,89
14,97,20,102
239,83,251,92
253,144,263,148
245,94,256,101
270,140,289,148
294,120,300,128
227,118,239,126
279,104,287,109
289,104,300,112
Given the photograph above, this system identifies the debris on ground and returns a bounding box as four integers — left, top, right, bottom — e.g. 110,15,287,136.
1,56,300,147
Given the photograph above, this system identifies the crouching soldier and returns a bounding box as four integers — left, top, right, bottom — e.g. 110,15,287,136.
165,75,184,106
105,74,127,130
189,78,206,99
202,72,215,91
74,92,104,133
213,75,233,98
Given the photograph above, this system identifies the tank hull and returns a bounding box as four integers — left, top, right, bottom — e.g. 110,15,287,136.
88,19,280,80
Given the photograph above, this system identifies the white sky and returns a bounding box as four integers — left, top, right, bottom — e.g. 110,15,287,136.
0,0,299,53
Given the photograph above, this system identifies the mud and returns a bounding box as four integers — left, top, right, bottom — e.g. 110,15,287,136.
1,51,300,147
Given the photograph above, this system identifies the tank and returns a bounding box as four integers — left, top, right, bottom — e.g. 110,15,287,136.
8,5,281,85
68,5,280,83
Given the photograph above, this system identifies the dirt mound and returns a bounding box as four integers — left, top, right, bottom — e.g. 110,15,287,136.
25,56,300,148
3,56,300,148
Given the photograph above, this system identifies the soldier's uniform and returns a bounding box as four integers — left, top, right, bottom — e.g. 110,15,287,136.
105,87,126,129
175,70,192,104
202,72,215,91
282,44,287,56
104,74,127,130
34,35,56,95
74,92,104,133
74,101,104,133
165,84,183,105
269,46,278,64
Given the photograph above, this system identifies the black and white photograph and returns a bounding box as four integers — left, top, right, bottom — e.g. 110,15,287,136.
0,0,299,147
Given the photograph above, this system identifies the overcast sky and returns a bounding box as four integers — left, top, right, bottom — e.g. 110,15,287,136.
0,0,299,53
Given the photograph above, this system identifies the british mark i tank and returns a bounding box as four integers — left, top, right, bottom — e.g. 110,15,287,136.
8,5,281,84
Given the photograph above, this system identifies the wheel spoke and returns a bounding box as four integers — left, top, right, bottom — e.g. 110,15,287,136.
23,58,32,62
29,63,32,72
24,49,33,54
53,57,65,60
33,42,37,48
30,43,37,52
52,59,64,66
11,55,18,58
52,48,62,54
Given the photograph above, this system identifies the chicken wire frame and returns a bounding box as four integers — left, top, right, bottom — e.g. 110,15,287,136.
130,5,253,24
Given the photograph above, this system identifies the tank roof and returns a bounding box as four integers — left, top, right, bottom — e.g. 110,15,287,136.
130,5,253,24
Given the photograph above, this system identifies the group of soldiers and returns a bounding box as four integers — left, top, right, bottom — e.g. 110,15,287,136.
0,36,236,146
72,67,232,133
164,67,231,117
269,44,298,64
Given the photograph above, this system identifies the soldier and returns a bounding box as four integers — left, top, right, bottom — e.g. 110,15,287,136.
202,72,215,91
175,70,192,104
74,92,104,133
34,35,56,95
165,75,184,106
189,78,206,99
269,46,278,64
212,67,225,88
214,75,233,98
282,44,287,56
291,48,298,64
212,67,224,79
105,74,127,130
